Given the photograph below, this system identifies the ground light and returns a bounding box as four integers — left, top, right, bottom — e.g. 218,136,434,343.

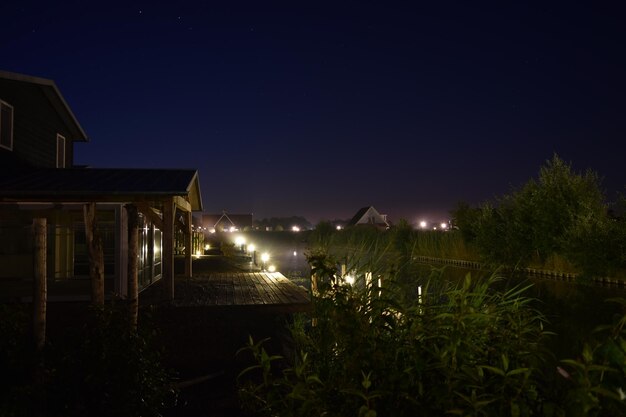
268,265,276,272
261,253,270,270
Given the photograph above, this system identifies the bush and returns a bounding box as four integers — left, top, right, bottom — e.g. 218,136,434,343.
238,263,553,416
46,305,176,417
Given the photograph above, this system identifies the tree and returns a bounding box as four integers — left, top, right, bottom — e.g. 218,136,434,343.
450,201,481,243
473,155,608,268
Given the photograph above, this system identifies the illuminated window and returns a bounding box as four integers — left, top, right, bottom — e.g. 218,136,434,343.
0,100,14,151
56,134,65,168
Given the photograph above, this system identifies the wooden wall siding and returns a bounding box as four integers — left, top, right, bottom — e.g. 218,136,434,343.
0,79,74,168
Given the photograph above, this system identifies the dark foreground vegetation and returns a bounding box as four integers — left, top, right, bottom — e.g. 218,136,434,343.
0,303,174,417
238,258,626,417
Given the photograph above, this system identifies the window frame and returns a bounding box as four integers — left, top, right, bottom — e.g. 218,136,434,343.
56,133,66,168
0,100,14,151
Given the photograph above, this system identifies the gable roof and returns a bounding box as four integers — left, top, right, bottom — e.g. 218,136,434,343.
0,168,202,210
348,207,371,226
203,212,252,228
0,70,88,142
347,206,389,228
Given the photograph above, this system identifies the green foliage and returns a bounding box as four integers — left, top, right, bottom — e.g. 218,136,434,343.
239,262,554,416
0,304,35,417
469,155,620,278
451,201,482,243
0,304,176,417
46,306,176,417
558,298,626,416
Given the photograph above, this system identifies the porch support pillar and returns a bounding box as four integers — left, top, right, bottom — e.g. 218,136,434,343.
84,202,104,305
184,210,192,278
126,204,139,329
33,217,47,351
162,198,175,300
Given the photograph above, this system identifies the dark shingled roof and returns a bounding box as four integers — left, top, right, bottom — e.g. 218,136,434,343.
347,207,371,227
0,168,202,209
0,70,89,142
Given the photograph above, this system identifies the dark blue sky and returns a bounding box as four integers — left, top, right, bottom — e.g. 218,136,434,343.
1,2,625,224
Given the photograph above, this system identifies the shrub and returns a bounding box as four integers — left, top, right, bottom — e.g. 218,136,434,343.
46,305,176,417
238,263,553,416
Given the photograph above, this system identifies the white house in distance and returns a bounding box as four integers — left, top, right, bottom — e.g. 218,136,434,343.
347,206,390,229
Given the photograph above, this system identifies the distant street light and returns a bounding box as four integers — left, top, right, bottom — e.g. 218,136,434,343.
440,222,448,230
419,221,427,229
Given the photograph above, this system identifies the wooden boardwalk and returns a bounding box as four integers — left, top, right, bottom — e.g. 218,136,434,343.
170,271,311,313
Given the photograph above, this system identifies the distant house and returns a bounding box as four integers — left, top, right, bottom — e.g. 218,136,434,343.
347,206,390,229
0,70,202,303
202,211,253,232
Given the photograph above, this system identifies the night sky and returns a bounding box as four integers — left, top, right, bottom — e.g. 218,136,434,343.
2,2,625,224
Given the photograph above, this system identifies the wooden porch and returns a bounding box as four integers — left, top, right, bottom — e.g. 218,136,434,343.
141,269,312,314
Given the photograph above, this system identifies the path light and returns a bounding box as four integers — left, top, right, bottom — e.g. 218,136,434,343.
235,236,246,252
268,265,276,273
293,251,297,256
336,225,342,230
345,275,355,285
261,252,270,270
248,244,256,265
194,250,202,258
204,244,210,250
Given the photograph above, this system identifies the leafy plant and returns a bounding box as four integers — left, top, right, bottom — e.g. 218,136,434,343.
238,259,554,416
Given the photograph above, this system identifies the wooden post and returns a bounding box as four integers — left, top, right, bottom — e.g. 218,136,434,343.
162,198,175,300
185,211,192,278
84,203,104,305
33,218,47,351
126,205,139,329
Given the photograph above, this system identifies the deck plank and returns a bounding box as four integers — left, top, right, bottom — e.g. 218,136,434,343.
169,271,310,313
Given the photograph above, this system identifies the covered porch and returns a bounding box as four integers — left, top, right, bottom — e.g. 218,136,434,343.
0,167,203,303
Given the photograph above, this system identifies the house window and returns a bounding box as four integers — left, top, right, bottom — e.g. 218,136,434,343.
0,100,14,151
56,134,66,168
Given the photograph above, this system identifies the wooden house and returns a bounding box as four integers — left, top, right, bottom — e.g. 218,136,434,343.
0,70,202,304
347,206,390,229
202,211,253,233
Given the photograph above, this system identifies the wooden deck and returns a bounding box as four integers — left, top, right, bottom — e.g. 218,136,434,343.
166,271,311,313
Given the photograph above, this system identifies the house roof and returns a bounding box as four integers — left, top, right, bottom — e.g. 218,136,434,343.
0,70,89,142
203,212,252,228
347,206,389,228
0,168,202,210
347,207,372,226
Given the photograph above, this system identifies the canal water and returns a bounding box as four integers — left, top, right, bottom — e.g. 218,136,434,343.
233,231,626,358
